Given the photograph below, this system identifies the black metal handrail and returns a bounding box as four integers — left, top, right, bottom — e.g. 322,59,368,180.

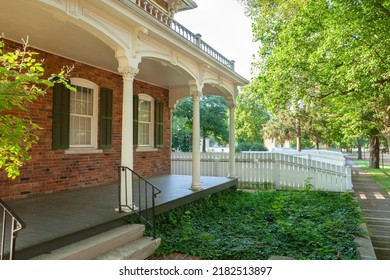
1,199,26,260
118,0,236,70
118,166,161,239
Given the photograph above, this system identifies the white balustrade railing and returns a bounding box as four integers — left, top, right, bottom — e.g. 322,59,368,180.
171,152,353,192
122,0,235,70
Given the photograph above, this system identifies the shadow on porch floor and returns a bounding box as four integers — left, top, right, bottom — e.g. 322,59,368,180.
7,175,237,260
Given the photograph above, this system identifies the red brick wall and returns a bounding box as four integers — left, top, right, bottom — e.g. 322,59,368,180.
0,40,171,200
134,81,171,178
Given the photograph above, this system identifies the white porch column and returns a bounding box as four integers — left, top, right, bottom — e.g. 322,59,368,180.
228,103,236,178
190,84,203,191
118,65,139,211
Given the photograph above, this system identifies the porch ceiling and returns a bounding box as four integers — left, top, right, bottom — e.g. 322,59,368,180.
137,58,193,88
0,0,195,90
0,0,118,72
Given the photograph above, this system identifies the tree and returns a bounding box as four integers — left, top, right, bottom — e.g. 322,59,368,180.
0,37,72,178
172,95,229,152
235,84,269,148
240,0,390,168
171,114,192,152
263,113,296,147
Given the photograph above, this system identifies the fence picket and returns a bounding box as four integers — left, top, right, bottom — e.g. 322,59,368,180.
171,151,352,192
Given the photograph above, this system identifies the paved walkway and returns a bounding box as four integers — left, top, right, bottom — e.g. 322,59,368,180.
347,157,390,259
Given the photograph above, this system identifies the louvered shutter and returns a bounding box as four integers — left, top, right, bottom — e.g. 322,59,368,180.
155,100,164,148
52,83,70,149
133,94,139,148
100,87,113,148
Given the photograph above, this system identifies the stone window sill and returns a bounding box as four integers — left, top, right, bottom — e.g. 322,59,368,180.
136,147,158,152
65,148,103,155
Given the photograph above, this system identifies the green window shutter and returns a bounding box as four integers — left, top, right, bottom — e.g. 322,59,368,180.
155,100,164,148
100,87,113,148
133,94,139,148
52,83,70,149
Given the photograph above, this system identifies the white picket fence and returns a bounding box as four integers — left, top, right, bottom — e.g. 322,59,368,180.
171,151,353,192
269,148,347,166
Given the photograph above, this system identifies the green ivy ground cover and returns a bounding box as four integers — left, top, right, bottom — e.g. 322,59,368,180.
144,188,363,260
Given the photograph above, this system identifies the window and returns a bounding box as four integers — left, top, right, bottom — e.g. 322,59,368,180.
69,78,98,148
52,79,113,151
133,94,164,150
138,94,154,147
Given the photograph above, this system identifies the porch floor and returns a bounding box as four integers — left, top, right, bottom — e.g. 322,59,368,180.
7,175,237,260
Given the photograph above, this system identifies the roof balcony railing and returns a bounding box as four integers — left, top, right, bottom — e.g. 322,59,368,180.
120,0,236,70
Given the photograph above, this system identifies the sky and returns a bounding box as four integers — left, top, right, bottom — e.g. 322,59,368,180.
174,0,257,80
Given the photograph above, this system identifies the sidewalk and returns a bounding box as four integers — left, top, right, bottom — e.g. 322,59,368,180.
347,157,390,260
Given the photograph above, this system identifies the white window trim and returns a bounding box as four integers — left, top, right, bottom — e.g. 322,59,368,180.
136,94,157,152
67,78,100,153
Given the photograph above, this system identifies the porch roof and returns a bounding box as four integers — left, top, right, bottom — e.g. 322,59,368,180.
7,175,237,260
0,0,247,93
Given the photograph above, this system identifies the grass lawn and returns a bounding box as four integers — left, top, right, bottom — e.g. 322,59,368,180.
354,160,390,194
137,188,363,260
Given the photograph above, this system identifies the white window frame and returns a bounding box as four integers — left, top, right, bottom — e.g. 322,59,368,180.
136,94,157,152
66,78,99,153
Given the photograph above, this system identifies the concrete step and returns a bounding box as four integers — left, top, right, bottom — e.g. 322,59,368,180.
373,247,390,260
95,237,161,260
16,216,129,260
31,224,146,260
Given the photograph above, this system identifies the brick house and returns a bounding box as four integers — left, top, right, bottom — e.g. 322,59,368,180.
0,0,247,205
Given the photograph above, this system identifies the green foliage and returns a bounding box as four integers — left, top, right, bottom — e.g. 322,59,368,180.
242,0,390,159
235,86,269,144
171,114,192,152
148,188,363,260
290,137,314,150
235,141,267,152
0,37,72,178
172,95,229,151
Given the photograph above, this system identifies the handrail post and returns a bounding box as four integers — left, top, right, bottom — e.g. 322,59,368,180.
1,199,26,260
117,166,161,239
117,167,122,213
152,187,157,239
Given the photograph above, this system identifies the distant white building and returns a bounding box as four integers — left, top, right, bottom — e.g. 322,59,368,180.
202,138,229,153
263,138,291,150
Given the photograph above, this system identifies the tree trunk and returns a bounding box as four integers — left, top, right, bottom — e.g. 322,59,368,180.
202,136,206,152
357,138,365,160
296,118,302,152
369,136,380,169
357,144,362,160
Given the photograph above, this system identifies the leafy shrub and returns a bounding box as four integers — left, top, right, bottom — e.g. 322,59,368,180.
235,142,267,152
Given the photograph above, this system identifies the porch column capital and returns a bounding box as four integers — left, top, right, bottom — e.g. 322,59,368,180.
190,88,202,101
118,66,139,81
228,100,236,109
115,48,140,81
189,80,203,100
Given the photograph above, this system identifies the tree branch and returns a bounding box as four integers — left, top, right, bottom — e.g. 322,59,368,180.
375,4,390,19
